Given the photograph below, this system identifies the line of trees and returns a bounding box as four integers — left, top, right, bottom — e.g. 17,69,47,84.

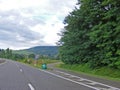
0,48,26,60
0,48,58,62
0,48,12,59
59,0,120,69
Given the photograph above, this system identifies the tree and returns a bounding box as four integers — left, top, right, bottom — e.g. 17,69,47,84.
0,49,6,58
5,48,12,59
28,54,35,59
59,0,120,69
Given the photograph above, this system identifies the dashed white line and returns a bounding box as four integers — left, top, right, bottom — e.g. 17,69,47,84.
28,83,35,90
20,69,23,72
40,69,120,90
15,63,20,68
54,70,120,90
40,69,99,90
15,63,23,72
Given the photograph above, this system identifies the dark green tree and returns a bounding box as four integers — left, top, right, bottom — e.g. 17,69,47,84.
5,48,12,59
59,0,120,69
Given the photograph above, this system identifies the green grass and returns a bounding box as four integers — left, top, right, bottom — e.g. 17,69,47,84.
58,63,120,81
33,59,59,68
18,59,120,81
18,59,59,68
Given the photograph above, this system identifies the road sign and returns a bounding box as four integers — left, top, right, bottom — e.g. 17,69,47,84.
35,55,39,60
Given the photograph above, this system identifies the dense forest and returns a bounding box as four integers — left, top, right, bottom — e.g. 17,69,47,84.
59,0,120,69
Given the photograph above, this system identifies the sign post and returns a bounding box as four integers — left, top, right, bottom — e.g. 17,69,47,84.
34,54,39,66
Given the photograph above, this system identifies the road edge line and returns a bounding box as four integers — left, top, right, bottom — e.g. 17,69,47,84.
39,69,99,90
0,60,6,66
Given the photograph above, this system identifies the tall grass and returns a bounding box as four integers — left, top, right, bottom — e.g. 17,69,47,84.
18,59,59,68
59,63,120,81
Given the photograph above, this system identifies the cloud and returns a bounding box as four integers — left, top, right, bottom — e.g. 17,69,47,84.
0,10,46,49
0,0,77,50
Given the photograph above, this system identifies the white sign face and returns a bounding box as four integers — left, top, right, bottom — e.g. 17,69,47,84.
35,55,39,60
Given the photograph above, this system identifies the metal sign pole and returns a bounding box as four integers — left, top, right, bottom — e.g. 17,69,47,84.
34,54,39,66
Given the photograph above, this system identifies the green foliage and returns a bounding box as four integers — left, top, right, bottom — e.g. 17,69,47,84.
0,48,12,59
59,64,120,80
13,46,59,59
59,0,120,69
0,48,26,60
13,50,33,55
28,54,35,59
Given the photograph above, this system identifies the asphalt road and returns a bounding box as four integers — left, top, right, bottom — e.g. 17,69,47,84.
0,59,120,90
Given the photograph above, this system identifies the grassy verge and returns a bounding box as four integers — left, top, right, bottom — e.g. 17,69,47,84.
57,63,120,81
18,59,59,68
33,59,59,68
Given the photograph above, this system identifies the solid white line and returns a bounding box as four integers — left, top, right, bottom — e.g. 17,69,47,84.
28,83,35,90
40,69,120,90
40,69,99,90
55,70,120,90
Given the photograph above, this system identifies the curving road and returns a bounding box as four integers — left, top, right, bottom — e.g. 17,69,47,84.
0,59,120,90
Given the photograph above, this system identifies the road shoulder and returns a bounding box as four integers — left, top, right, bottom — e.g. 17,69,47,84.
47,62,120,89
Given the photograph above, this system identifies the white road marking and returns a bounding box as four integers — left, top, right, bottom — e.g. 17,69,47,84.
15,64,23,72
54,70,120,90
87,82,98,85
63,73,70,76
15,63,20,68
78,78,86,81
69,75,78,78
40,69,120,90
40,69,99,90
20,69,23,72
28,83,35,90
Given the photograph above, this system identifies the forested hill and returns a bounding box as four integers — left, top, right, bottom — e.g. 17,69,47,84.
26,46,58,57
14,46,58,57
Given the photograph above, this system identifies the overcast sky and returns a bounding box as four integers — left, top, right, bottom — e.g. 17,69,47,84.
0,0,77,50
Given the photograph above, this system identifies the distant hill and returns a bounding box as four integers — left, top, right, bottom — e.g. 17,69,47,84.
13,46,59,57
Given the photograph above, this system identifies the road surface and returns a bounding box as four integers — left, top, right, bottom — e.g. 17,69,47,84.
0,59,120,90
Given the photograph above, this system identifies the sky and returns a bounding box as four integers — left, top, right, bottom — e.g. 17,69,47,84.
0,0,77,50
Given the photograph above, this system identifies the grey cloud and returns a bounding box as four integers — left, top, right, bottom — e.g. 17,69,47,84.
0,10,20,17
0,21,43,41
0,23,37,39
34,0,77,23
0,0,77,49
48,0,75,8
0,10,46,26
20,8,46,25
46,0,76,12
0,10,47,49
